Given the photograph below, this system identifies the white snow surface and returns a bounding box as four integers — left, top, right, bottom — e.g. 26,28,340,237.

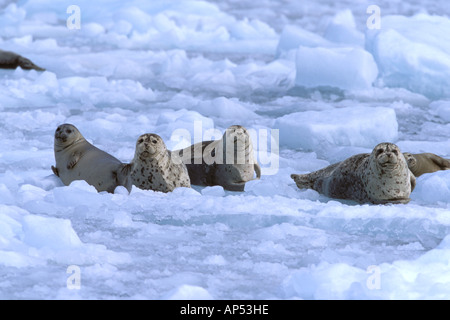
1,0,450,300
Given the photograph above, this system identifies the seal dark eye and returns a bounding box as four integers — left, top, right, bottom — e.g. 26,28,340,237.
392,149,398,155
152,139,158,144
376,149,384,156
67,129,72,134
138,138,144,144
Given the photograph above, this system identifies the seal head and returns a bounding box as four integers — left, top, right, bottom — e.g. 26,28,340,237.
365,143,415,204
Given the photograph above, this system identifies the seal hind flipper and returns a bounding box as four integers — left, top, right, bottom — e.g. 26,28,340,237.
0,50,45,71
115,164,133,193
429,154,450,171
291,173,314,189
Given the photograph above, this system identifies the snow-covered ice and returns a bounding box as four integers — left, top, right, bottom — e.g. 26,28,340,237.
1,0,450,300
366,14,450,99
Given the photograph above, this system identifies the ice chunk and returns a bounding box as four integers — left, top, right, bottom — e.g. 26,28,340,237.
0,4,26,30
204,254,227,265
22,215,83,250
201,186,225,197
324,10,364,46
195,97,258,120
245,173,300,199
163,284,214,300
155,109,215,150
282,263,367,299
429,100,450,122
411,171,450,204
295,46,378,91
274,106,398,150
366,14,450,99
276,25,331,57
171,187,202,197
0,184,15,205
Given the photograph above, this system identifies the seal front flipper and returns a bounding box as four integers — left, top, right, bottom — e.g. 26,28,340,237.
51,165,60,177
67,151,82,169
254,162,261,180
222,182,245,192
410,171,416,192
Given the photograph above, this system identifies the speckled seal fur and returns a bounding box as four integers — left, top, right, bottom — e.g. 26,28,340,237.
51,123,132,193
291,143,416,204
127,133,191,193
403,152,450,177
0,50,45,71
174,125,261,191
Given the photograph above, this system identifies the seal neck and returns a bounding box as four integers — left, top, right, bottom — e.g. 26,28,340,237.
54,137,84,152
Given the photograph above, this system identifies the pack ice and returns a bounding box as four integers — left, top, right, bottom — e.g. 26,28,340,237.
0,0,450,300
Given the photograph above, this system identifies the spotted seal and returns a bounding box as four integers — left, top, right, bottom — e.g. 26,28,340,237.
51,123,132,193
0,50,45,71
175,125,261,191
403,152,450,177
291,142,415,204
127,133,191,193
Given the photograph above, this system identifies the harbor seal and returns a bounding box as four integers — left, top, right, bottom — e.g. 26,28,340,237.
291,142,415,204
51,124,132,193
403,152,450,177
0,50,45,71
174,125,261,191
127,133,191,193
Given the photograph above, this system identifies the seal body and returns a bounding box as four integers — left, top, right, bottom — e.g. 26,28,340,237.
127,133,191,193
291,143,415,204
175,125,261,191
0,50,45,71
403,152,450,177
51,124,132,193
